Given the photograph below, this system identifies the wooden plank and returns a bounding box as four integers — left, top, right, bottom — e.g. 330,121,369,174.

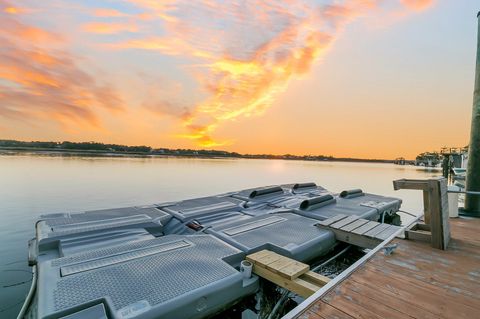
440,179,451,249
328,228,381,249
351,221,379,235
294,218,480,319
301,271,330,287
297,310,323,319
246,250,333,299
344,280,441,319
428,179,444,249
405,229,431,242
340,219,368,232
393,179,429,191
350,266,480,318
367,258,480,307
372,242,480,292
369,266,480,305
303,301,355,319
423,189,430,225
249,251,310,279
323,283,414,319
330,215,359,229
255,251,283,265
265,257,295,272
363,223,390,238
295,278,322,294
375,225,400,241
278,260,310,280
416,223,431,231
317,216,401,248
317,214,346,226
252,263,320,298
245,250,271,262
428,180,441,249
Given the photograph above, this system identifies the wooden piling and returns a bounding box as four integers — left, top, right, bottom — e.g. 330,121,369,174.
465,12,480,215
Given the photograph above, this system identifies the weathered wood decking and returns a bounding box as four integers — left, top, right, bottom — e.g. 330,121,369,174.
294,217,480,319
316,214,402,249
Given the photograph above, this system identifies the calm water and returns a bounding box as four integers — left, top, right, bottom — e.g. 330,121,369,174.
0,154,441,318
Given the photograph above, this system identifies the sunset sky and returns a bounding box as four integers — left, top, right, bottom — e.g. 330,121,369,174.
0,0,478,159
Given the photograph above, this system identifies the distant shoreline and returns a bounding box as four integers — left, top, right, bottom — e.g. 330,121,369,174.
0,146,397,164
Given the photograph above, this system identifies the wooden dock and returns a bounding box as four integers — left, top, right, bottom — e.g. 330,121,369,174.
288,217,480,319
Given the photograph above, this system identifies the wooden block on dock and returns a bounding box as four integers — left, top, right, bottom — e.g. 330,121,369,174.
251,264,318,298
246,250,270,261
246,250,331,298
247,250,309,280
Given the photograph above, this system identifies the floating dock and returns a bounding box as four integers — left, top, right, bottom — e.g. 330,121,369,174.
284,217,480,319
21,182,402,319
21,178,477,319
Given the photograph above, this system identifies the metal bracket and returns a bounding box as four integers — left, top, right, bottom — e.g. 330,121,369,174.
382,244,398,256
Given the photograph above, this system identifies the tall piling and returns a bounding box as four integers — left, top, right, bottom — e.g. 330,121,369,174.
464,12,480,215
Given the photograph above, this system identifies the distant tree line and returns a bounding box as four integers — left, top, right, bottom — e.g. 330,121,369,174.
0,140,151,153
0,139,393,162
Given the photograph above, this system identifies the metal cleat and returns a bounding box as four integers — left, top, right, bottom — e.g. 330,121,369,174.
382,244,398,256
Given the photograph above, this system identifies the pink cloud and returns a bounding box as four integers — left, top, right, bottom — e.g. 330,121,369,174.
400,0,434,11
0,7,124,129
83,21,138,34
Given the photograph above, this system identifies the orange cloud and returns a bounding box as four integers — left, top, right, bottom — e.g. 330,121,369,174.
0,0,437,147
109,36,189,55
2,1,31,15
83,22,138,34
108,0,437,147
163,1,369,145
400,0,434,11
0,64,59,87
93,8,128,17
4,6,19,14
0,9,124,129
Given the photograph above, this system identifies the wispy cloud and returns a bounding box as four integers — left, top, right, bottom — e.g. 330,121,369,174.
400,0,434,11
110,0,434,146
0,1,123,129
0,0,436,145
93,8,129,18
83,22,138,34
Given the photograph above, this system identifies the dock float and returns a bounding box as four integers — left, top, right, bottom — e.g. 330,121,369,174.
284,217,480,319
22,182,402,319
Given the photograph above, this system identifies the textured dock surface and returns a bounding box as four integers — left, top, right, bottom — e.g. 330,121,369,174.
295,217,480,319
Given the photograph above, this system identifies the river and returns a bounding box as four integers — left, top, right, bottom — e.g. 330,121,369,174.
0,154,441,318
